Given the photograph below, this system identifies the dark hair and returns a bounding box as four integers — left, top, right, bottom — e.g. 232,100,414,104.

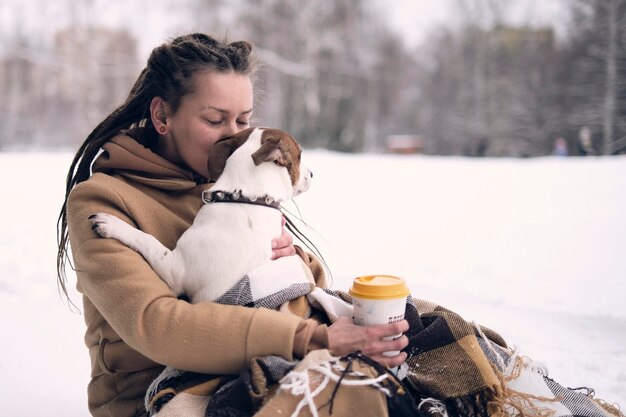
56,33,257,301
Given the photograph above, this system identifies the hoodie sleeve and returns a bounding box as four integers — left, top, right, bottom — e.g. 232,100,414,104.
68,179,304,375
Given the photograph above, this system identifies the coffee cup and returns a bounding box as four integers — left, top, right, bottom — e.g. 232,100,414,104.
349,275,410,357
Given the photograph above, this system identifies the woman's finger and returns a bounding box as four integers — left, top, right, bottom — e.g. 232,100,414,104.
364,320,409,339
361,335,408,357
271,227,295,259
271,245,297,259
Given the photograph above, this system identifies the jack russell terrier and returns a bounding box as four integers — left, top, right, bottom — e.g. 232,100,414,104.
90,127,313,303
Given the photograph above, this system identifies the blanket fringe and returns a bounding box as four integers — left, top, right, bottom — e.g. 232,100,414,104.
471,322,560,417
444,328,558,417
475,323,624,417
496,355,561,417
590,394,625,417
440,359,557,417
445,388,504,417
568,386,625,417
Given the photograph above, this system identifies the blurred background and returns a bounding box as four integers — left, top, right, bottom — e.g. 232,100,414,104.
1,2,626,414
1,0,625,157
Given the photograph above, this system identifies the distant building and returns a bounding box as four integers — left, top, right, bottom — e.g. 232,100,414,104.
385,134,424,154
490,25,555,51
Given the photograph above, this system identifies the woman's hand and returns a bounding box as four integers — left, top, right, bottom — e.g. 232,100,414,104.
327,317,409,368
271,217,296,259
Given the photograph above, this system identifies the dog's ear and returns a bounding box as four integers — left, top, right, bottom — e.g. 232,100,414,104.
251,137,288,167
207,131,249,181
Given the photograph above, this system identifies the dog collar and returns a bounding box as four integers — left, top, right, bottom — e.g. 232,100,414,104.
201,190,281,211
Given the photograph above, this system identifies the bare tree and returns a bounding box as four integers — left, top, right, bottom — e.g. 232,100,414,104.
561,0,626,155
603,0,619,154
232,0,412,152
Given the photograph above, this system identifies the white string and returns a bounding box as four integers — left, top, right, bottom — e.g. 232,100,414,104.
418,397,449,417
279,360,391,417
280,368,325,417
507,349,550,377
525,358,549,376
472,320,507,371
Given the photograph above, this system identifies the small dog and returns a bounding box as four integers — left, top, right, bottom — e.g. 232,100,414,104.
90,127,312,303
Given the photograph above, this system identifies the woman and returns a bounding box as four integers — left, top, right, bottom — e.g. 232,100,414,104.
57,33,408,417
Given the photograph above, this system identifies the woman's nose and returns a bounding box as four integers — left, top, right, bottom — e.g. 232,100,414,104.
223,121,239,137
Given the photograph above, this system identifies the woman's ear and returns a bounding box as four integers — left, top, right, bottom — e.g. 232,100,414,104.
150,97,170,135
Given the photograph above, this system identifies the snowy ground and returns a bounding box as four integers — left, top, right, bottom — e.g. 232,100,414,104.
0,151,624,416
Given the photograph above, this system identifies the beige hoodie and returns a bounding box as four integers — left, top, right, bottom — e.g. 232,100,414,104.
67,131,327,417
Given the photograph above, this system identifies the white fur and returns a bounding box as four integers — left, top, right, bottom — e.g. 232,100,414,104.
91,127,312,303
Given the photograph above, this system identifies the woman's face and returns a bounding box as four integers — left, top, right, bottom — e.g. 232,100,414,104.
161,71,253,179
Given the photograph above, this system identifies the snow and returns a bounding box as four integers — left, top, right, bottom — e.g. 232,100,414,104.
0,151,624,416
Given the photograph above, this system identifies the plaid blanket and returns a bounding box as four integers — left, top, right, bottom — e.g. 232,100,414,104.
146,257,624,417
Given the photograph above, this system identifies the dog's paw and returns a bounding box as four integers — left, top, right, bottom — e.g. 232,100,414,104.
89,213,124,239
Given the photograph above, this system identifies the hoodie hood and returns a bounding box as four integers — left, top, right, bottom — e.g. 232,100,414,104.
92,130,205,192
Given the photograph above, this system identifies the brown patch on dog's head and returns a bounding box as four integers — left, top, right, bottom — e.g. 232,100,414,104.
206,127,254,181
251,128,302,185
